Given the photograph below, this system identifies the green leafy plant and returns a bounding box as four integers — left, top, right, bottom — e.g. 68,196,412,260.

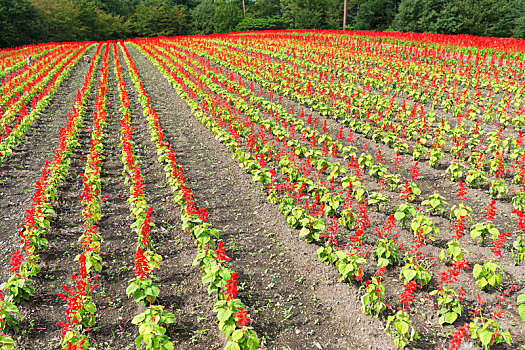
512,235,525,265
472,260,503,291
132,305,176,350
439,241,469,264
361,276,386,317
489,179,508,199
447,161,465,181
470,316,511,349
394,203,418,228
465,168,488,188
368,192,389,210
429,148,444,168
0,298,21,333
126,277,161,305
385,310,419,349
335,250,365,283
470,222,500,245
400,258,431,287
429,287,463,325
518,294,525,321
373,238,400,267
449,203,473,223
421,191,448,215
316,244,337,265
410,213,440,241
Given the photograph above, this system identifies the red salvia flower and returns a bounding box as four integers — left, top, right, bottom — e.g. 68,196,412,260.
224,271,238,301
410,162,419,180
457,182,467,201
449,323,470,350
336,127,344,139
392,152,401,173
9,250,24,272
376,150,384,163
452,217,466,240
234,306,250,327
134,247,151,279
482,200,498,222
399,281,419,309
400,180,411,200
212,240,230,263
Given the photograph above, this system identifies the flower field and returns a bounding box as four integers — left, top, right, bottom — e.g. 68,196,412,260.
0,31,524,349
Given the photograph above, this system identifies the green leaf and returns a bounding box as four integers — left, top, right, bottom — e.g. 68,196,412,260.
479,329,492,347
132,312,146,325
217,308,232,323
394,211,405,221
443,312,458,324
225,341,241,350
518,304,525,321
472,264,482,278
403,269,417,282
231,329,244,342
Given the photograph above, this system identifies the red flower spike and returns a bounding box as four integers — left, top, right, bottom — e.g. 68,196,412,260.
212,240,230,263
234,306,250,327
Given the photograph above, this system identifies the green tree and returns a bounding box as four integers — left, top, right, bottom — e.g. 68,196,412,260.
214,0,243,33
251,0,281,17
392,0,462,34
281,0,335,29
354,0,396,31
133,0,188,37
514,0,525,38
457,0,516,37
33,0,83,42
94,0,140,18
325,0,343,29
0,0,42,48
191,0,217,34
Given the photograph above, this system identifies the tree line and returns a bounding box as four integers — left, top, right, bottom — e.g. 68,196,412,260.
1,0,525,49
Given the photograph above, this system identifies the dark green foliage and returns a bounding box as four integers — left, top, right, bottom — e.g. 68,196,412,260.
236,16,285,31
0,0,42,48
281,0,341,29
393,0,524,37
132,0,187,37
354,0,396,31
392,0,463,34
214,1,243,33
250,0,281,18
191,0,217,35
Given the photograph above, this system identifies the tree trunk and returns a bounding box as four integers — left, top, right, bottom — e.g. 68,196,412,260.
242,0,246,17
343,0,347,29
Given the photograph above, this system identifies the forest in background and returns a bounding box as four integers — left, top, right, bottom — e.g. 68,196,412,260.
1,0,525,48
